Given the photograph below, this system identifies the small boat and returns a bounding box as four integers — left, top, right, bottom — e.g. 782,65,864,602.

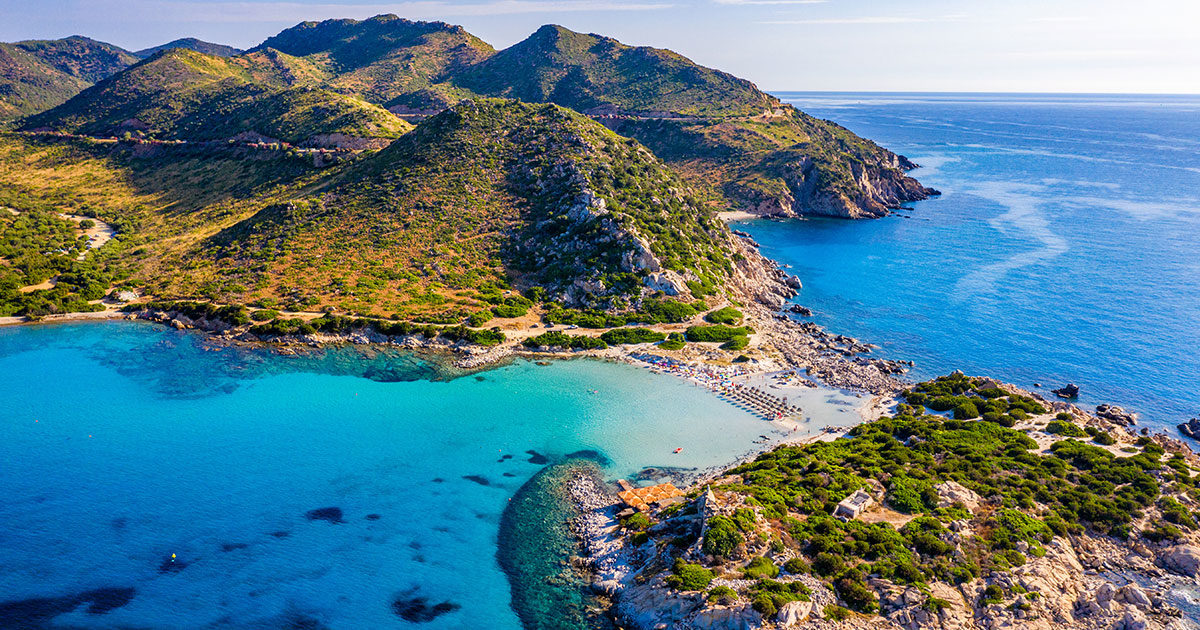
673,447,683,454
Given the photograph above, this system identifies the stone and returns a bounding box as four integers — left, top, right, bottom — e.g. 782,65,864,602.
1096,404,1138,426
1178,417,1200,441
1052,383,1080,399
1095,582,1116,603
1156,544,1200,577
1114,584,1151,608
1119,607,1147,630
775,600,812,626
935,480,981,512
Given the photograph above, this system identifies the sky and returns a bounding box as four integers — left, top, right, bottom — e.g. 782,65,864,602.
1,0,1197,93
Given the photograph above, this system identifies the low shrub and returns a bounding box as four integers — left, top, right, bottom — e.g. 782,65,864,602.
686,324,753,343
600,327,667,345
250,309,279,321
704,306,743,325
743,556,779,579
666,558,713,591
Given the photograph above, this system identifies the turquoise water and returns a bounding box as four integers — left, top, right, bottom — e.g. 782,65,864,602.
749,92,1200,430
0,321,861,629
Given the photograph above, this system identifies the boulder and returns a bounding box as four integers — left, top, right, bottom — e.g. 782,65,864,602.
1052,383,1080,399
1096,404,1138,426
1178,417,1200,441
1156,544,1200,577
1114,584,1151,609
775,600,812,627
787,304,813,317
934,480,981,512
1118,607,1147,630
690,604,762,630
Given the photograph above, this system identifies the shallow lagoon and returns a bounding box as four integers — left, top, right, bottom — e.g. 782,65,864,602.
0,321,862,629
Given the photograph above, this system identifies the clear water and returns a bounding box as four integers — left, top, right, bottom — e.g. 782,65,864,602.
747,92,1200,430
0,321,863,629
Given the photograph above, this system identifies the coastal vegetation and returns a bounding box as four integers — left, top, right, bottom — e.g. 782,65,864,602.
624,373,1200,622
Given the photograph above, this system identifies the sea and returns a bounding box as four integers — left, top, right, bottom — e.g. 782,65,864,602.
753,92,1200,431
2,93,1199,628
0,321,861,629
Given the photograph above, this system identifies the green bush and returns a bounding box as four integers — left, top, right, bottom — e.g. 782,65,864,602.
523,331,607,350
783,557,810,574
250,309,279,321
953,401,980,420
707,585,738,604
824,605,851,621
704,306,743,325
686,324,752,343
600,327,667,345
743,556,779,579
702,515,743,558
666,558,713,591
981,584,1004,605
720,335,749,351
1093,431,1116,446
468,311,492,327
622,512,652,530
835,576,878,613
751,592,777,616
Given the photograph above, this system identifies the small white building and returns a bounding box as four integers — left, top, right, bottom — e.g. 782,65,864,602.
832,490,873,521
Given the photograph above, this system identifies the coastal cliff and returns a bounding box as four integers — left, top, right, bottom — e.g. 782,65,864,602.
572,375,1200,630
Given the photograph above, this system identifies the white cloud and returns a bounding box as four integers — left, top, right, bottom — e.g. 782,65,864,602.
714,0,825,5
760,15,962,25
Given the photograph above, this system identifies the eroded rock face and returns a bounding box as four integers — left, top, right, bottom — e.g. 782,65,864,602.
1156,544,1200,577
934,481,981,512
775,600,812,627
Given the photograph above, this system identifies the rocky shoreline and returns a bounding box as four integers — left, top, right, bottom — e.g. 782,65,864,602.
561,377,1200,630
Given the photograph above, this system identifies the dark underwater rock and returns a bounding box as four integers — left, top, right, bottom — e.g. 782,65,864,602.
365,513,382,521
463,475,491,486
390,589,461,623
221,542,249,552
270,530,291,538
0,587,136,628
305,507,344,523
565,449,610,465
526,450,550,464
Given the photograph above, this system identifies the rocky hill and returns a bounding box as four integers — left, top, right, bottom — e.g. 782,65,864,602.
133,38,243,59
0,36,137,120
19,48,410,145
594,373,1200,630
250,14,493,109
200,98,737,311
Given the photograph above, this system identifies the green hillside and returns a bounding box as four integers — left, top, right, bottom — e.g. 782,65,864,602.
0,36,137,120
20,48,410,144
251,14,493,107
199,99,730,314
134,38,243,59
450,24,773,118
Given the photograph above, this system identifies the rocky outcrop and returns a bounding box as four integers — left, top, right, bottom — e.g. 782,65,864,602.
733,154,939,220
1096,404,1138,426
1155,544,1200,577
1053,383,1081,399
1178,417,1200,441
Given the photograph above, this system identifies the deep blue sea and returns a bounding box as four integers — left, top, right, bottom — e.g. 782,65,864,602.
753,92,1200,430
0,322,862,629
